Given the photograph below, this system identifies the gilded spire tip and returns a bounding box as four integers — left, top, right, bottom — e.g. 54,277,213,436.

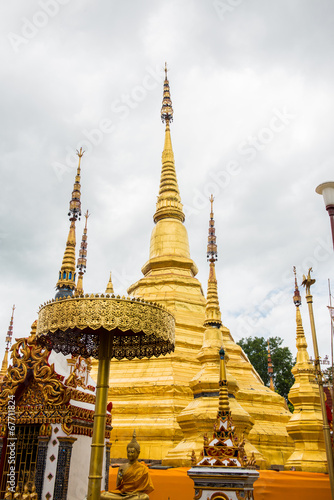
105,271,114,294
293,266,301,307
74,210,90,296
207,195,218,262
154,64,184,223
161,62,173,124
204,197,222,328
56,149,85,298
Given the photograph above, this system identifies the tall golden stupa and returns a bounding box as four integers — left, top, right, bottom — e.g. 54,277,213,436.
97,64,295,467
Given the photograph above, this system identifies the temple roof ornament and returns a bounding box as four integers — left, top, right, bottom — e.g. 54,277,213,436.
105,272,114,294
204,195,222,328
75,210,90,297
154,63,185,224
55,149,84,299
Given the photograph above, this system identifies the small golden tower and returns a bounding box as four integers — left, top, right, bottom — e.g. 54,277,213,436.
75,210,90,296
284,267,327,472
55,148,84,299
0,305,15,382
187,347,259,499
267,340,275,392
105,272,114,294
163,196,264,467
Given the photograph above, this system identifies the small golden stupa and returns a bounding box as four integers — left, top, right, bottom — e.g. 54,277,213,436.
284,268,327,472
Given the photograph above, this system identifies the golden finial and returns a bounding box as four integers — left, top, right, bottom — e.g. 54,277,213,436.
105,272,114,294
161,62,173,123
56,150,85,298
68,148,84,221
75,210,90,296
154,63,184,223
76,147,85,158
293,266,301,307
204,196,221,327
302,267,316,294
0,305,15,380
207,195,218,263
267,339,275,391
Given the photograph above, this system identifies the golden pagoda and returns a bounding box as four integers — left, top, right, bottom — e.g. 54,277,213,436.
102,64,294,466
284,268,327,472
105,64,207,461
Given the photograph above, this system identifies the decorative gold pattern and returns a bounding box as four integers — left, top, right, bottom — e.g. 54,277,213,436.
0,330,110,439
0,337,70,407
37,295,175,359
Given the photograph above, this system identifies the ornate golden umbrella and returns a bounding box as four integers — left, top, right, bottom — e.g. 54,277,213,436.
37,293,175,500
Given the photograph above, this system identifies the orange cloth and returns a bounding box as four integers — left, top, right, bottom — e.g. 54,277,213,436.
111,462,154,495
108,467,331,500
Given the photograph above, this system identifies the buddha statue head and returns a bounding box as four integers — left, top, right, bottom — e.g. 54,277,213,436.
127,430,140,463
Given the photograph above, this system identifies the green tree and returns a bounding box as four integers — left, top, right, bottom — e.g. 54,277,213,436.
236,336,294,401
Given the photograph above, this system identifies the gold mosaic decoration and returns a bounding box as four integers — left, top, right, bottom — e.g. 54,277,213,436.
37,294,175,359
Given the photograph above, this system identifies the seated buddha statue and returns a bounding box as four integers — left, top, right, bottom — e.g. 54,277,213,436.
101,431,154,500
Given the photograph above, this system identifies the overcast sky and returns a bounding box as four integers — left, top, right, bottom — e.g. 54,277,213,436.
1,1,334,370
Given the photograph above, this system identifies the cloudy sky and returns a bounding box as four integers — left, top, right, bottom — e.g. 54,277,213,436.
1,1,334,369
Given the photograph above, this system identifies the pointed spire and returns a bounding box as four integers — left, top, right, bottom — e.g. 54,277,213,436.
194,345,252,468
204,196,222,328
293,267,310,365
55,149,84,299
267,340,275,391
0,305,15,379
75,210,90,297
154,63,185,224
105,272,114,294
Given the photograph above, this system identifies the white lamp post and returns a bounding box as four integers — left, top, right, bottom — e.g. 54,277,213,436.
316,181,334,250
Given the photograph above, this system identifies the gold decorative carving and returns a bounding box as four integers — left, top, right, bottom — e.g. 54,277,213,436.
0,337,70,408
70,389,96,404
37,295,175,359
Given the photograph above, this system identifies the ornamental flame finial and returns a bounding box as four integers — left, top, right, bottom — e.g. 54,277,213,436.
204,196,222,328
161,62,173,124
56,149,85,298
0,305,15,380
207,194,218,262
68,148,84,221
293,266,301,307
75,210,90,296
